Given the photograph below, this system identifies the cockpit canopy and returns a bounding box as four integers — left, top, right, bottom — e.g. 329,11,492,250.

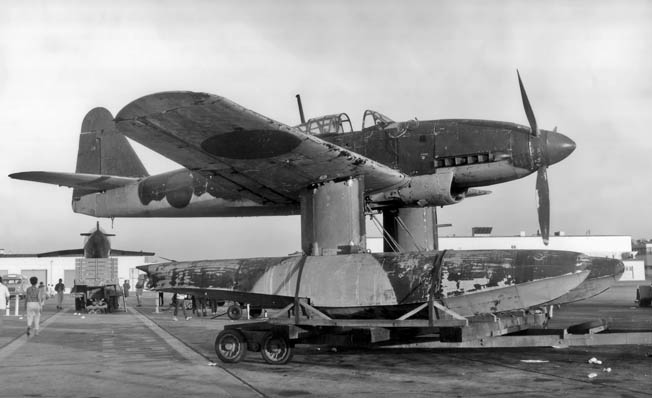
295,113,353,136
294,110,395,136
362,110,394,129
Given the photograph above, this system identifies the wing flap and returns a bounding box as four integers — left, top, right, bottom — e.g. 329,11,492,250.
10,171,139,192
116,92,406,204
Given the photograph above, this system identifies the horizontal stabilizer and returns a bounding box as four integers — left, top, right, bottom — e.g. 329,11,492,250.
9,171,139,193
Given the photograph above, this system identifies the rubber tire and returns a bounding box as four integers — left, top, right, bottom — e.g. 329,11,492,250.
227,305,242,320
260,332,293,365
215,329,247,363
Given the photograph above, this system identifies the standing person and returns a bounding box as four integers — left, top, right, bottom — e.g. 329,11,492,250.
172,293,191,321
197,296,206,317
190,295,197,315
54,279,65,310
158,291,164,306
38,282,48,299
122,280,130,300
25,276,45,336
0,277,10,314
135,275,145,307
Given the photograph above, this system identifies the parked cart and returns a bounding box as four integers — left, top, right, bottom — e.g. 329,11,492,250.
70,284,124,313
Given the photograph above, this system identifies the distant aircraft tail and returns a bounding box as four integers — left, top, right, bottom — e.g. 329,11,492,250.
74,107,149,200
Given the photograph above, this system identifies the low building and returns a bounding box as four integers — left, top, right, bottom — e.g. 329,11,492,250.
0,254,161,293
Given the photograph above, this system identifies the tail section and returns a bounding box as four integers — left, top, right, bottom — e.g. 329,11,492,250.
74,107,149,200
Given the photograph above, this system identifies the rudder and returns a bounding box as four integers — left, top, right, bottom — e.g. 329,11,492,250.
74,107,148,200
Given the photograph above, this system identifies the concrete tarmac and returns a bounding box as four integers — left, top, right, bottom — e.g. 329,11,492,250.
1,280,652,398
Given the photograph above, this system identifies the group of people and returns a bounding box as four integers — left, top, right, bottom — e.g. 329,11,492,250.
1,275,222,333
167,294,223,321
122,276,146,307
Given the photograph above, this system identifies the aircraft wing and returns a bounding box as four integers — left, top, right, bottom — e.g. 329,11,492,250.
37,249,85,258
115,91,407,205
110,249,155,257
37,249,154,258
9,171,140,193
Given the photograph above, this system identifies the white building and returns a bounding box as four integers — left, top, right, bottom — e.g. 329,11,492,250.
439,234,632,259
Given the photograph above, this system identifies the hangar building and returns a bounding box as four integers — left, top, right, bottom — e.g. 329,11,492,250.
0,252,160,293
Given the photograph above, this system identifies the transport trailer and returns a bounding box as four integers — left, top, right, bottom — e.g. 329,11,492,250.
214,297,549,365
214,298,652,365
636,283,652,307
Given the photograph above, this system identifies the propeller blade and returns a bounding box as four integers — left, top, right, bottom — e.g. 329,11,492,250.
536,166,550,245
517,70,539,137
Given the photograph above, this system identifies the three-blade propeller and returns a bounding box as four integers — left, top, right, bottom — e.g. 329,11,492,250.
517,70,550,245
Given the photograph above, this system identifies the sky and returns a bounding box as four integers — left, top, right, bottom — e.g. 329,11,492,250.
1,0,651,260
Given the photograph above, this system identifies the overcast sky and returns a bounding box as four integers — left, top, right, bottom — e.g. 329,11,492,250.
1,0,651,260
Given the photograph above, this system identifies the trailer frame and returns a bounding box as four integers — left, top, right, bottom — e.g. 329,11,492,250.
214,295,652,365
214,295,554,364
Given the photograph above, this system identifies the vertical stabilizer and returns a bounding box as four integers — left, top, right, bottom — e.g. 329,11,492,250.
74,107,149,200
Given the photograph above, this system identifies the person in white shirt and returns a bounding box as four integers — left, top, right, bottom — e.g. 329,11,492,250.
0,276,10,313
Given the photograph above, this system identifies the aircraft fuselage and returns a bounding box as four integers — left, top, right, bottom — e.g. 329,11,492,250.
72,118,574,218
82,228,112,258
323,119,571,188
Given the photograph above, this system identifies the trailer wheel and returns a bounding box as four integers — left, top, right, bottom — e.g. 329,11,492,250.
215,329,247,363
260,332,293,365
227,305,242,320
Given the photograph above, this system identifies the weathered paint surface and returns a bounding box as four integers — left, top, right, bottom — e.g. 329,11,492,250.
115,92,406,204
443,271,589,316
548,257,625,305
138,250,594,318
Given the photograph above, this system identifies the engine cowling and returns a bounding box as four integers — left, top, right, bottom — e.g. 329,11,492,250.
368,170,466,208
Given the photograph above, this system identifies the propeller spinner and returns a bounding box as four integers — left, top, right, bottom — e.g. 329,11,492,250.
517,71,575,245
